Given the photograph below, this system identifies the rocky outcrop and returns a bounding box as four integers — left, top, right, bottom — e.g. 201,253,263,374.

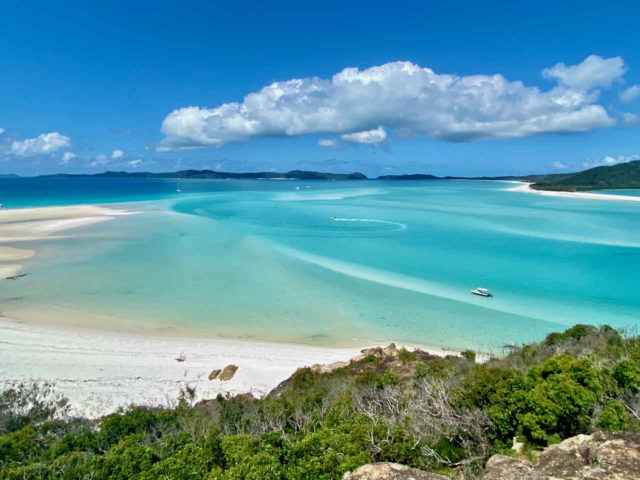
208,369,222,380
482,431,640,480
218,364,238,381
342,462,448,480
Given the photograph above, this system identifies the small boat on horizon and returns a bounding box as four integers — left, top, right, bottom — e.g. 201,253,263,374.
471,287,492,297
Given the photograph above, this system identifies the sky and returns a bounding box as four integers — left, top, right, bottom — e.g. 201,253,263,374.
1,0,640,177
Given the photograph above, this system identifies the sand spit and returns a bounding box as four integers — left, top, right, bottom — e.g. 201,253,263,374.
507,182,640,202
0,204,137,279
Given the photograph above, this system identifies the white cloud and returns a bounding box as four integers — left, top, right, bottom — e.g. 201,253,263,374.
542,55,626,90
59,152,76,165
317,138,341,149
583,154,639,169
0,127,5,135
341,126,387,144
160,56,622,150
619,85,640,103
621,112,639,125
89,153,108,167
128,158,142,168
111,149,124,159
10,132,71,157
552,161,568,169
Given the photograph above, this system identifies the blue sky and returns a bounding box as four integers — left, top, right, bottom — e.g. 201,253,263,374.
1,0,640,177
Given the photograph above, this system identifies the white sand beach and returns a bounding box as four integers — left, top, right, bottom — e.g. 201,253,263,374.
507,181,640,202
0,204,137,279
0,318,359,418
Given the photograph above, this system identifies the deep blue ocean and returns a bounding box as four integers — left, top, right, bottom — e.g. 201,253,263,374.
2,177,639,351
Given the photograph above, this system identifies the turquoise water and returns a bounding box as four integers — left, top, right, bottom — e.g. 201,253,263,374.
2,178,640,351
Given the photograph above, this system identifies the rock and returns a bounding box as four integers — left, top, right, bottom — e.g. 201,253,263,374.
483,455,533,480
383,343,398,355
218,364,238,381
311,360,349,374
208,369,222,380
343,462,448,480
482,432,640,480
360,347,385,358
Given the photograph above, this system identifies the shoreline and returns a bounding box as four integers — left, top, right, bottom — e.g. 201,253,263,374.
0,317,465,418
506,181,640,202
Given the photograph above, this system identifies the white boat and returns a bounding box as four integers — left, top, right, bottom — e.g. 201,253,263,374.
471,287,492,297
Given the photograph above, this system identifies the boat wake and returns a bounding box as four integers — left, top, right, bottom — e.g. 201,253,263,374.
270,243,562,325
332,217,407,231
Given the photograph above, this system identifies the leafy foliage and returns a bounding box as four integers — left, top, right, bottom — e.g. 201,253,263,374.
1,324,639,479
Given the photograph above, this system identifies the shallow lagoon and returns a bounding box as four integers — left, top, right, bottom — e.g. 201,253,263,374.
2,178,639,351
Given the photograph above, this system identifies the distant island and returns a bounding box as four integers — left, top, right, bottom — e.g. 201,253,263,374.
376,173,440,180
30,160,640,191
531,160,640,191
42,169,368,180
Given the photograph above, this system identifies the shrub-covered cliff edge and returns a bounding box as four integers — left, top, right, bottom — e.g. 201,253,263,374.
1,324,639,479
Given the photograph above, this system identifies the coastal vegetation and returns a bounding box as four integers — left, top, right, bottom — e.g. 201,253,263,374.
532,160,640,191
1,324,639,479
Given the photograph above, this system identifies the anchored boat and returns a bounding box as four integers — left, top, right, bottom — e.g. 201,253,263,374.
471,287,492,297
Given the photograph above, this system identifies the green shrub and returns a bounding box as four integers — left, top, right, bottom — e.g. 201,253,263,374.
598,401,629,431
398,347,416,364
461,350,476,363
613,360,640,393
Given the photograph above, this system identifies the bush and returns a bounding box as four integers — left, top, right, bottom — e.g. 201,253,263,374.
613,360,640,393
461,350,476,363
398,347,416,364
598,401,629,431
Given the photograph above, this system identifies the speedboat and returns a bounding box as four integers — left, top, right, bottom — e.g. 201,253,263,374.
471,287,492,297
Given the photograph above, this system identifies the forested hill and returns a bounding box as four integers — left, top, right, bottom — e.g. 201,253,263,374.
42,169,368,180
532,160,640,191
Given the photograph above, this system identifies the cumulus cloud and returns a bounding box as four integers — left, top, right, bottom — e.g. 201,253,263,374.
317,138,341,149
0,127,5,135
583,154,639,169
542,55,626,90
159,56,624,150
621,112,639,125
60,152,76,165
552,161,568,169
619,85,640,103
341,126,387,144
128,158,142,167
89,153,108,167
111,149,124,159
10,132,71,157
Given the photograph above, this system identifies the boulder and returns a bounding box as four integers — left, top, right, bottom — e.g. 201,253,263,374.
218,364,238,381
482,455,533,480
383,343,398,355
482,431,640,480
360,347,385,358
311,360,349,374
343,462,448,480
208,369,222,380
